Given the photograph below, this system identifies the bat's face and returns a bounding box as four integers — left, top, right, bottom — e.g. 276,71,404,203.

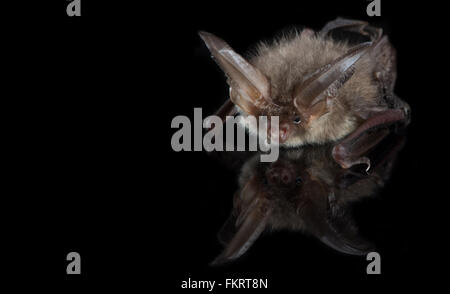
257,157,308,206
200,30,374,147
236,101,344,147
235,100,308,146
234,83,363,148
265,159,301,189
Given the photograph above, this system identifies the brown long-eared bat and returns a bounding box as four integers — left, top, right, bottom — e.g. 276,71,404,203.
200,18,410,170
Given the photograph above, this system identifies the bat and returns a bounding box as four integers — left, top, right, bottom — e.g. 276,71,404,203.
199,18,410,170
212,131,406,265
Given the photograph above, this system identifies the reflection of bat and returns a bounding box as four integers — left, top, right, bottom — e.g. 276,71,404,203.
200,18,410,170
212,133,405,265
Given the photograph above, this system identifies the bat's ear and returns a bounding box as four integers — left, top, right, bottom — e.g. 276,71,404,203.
199,31,273,115
293,42,372,124
316,192,373,255
211,206,270,266
211,177,271,265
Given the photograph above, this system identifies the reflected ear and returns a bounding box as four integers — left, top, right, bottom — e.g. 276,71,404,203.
212,177,271,265
294,42,372,123
212,205,271,265
320,192,374,255
300,189,373,255
199,31,273,115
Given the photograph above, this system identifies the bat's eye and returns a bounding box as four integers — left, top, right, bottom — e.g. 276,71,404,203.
293,116,301,124
295,176,302,185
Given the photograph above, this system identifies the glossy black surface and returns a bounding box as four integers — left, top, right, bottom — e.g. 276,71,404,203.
13,0,446,290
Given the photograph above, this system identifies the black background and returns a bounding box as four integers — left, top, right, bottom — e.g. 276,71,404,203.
9,0,447,291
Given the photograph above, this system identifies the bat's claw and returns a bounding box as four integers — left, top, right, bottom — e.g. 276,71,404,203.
401,102,412,125
333,152,371,173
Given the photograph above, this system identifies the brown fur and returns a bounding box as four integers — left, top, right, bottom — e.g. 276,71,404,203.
237,29,384,146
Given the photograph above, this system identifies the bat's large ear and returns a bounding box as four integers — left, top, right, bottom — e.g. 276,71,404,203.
199,31,273,115
211,177,271,265
212,206,271,265
308,192,374,255
293,42,372,124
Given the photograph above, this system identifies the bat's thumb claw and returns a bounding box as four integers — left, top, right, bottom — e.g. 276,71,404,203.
353,156,371,173
335,155,371,172
364,158,371,173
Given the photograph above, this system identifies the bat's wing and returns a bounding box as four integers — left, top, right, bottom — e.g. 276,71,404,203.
370,35,411,121
321,18,396,102
371,36,397,99
320,17,382,42
332,109,405,170
323,19,410,169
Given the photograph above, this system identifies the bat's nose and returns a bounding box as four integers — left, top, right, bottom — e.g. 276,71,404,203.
266,167,293,186
279,125,290,143
267,121,291,144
